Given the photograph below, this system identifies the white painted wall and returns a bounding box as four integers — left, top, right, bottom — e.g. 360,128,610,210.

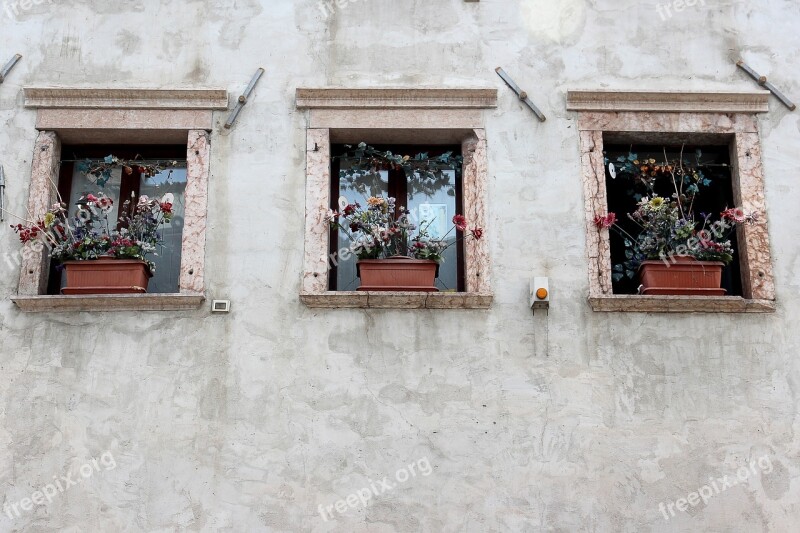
0,0,798,530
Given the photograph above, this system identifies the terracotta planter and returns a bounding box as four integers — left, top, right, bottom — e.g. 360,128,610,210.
638,256,726,296
356,256,439,292
61,257,153,295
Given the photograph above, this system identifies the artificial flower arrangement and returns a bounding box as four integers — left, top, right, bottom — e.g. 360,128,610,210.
76,154,179,187
9,155,178,273
336,142,463,200
11,191,174,273
325,143,481,291
326,195,482,263
595,149,757,283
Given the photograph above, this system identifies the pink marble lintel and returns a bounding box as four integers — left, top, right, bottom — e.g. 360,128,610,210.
567,90,769,114
23,88,229,110
577,112,759,133
36,109,214,132
296,88,497,109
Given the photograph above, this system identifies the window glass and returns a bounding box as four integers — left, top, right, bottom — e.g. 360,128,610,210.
335,166,389,291
140,167,187,293
333,147,460,292
405,169,458,291
68,168,123,223
62,161,187,293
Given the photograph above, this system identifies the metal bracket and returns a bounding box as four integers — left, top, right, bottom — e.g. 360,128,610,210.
736,60,796,111
495,67,546,122
0,54,22,84
224,68,265,129
0,165,6,222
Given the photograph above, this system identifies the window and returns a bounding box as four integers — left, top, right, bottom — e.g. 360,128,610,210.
568,89,776,312
12,88,224,312
296,87,496,309
329,144,465,292
49,145,188,295
604,142,742,296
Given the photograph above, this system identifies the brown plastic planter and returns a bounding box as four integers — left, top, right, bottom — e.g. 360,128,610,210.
61,258,153,295
356,256,439,292
639,256,726,296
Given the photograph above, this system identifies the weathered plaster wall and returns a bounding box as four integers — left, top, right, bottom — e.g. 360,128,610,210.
0,0,799,531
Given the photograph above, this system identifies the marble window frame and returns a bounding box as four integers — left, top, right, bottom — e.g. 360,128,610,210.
11,88,228,312
568,90,776,313
296,88,496,309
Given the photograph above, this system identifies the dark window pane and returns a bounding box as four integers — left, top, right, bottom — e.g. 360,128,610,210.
604,144,741,296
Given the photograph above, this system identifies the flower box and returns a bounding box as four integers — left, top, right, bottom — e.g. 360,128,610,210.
356,257,439,292
639,256,726,296
61,257,153,295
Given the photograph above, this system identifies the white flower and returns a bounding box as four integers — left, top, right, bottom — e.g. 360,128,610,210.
324,209,339,223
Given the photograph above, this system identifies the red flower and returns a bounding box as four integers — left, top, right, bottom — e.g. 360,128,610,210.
11,223,42,243
471,227,484,240
721,207,746,223
160,202,173,214
594,213,617,229
343,204,356,216
452,214,467,231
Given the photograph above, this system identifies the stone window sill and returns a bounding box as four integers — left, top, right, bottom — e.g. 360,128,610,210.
300,292,493,309
11,293,206,313
589,295,776,313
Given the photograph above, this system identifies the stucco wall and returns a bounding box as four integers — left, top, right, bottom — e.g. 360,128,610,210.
1,0,799,531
